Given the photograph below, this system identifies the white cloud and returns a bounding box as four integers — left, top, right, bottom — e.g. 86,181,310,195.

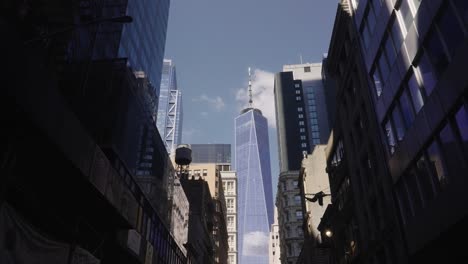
242,231,269,256
236,69,276,128
192,94,225,111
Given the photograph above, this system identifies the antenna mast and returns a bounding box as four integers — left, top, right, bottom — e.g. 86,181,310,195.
248,67,253,108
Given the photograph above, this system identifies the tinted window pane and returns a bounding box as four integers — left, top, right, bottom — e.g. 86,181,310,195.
368,6,377,33
385,36,397,67
400,91,415,127
408,73,424,113
406,169,423,213
384,120,396,153
439,123,465,181
392,106,405,141
453,0,468,26
425,30,449,77
391,18,404,51
437,5,465,57
400,0,414,30
378,52,390,82
361,24,371,48
417,51,437,95
414,155,436,203
427,140,448,186
455,104,468,143
396,179,414,224
372,66,383,97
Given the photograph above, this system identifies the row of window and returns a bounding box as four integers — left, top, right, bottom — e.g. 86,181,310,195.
330,140,345,167
382,2,468,153
396,101,468,225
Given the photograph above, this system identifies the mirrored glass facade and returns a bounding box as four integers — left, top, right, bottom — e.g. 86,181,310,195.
191,144,231,164
118,0,171,112
235,108,273,264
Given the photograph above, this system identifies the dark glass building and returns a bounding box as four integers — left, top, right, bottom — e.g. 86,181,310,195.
235,108,273,264
320,0,468,263
118,0,171,113
191,144,232,164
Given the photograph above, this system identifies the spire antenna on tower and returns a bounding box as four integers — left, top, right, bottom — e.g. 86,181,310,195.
248,67,253,108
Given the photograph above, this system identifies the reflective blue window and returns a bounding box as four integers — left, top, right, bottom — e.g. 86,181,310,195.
416,51,437,95
399,91,415,128
453,0,468,27
384,120,396,153
392,106,405,141
437,5,465,57
407,72,424,113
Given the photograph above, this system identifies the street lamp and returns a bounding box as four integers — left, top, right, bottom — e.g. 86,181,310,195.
325,229,333,238
24,15,133,45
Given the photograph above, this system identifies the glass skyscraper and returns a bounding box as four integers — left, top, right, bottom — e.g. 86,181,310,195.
235,108,274,264
118,0,171,113
156,59,183,154
191,144,231,164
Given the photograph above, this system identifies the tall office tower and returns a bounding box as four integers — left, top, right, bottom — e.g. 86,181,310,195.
221,170,238,264
235,69,274,264
268,208,281,264
157,59,183,154
191,144,232,164
118,0,171,113
274,64,322,263
319,0,468,263
282,63,333,147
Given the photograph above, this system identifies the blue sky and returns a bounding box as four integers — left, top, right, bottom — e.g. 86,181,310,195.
165,0,338,196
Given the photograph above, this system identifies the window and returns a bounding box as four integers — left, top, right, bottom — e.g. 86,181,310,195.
298,114,304,119
414,155,436,203
437,5,465,58
300,135,306,140
227,216,235,231
299,121,305,126
424,29,449,77
294,195,301,205
371,66,383,97
298,107,303,112
295,89,301,94
300,128,306,133
399,91,415,128
227,199,235,213
439,122,465,182
399,0,414,30
295,210,303,220
384,34,397,67
293,180,298,187
296,96,301,101
295,83,301,88
202,169,208,176
407,72,424,113
392,106,405,141
312,132,320,138
384,120,396,154
311,125,319,132
378,51,390,82
453,0,468,27
304,66,311,72
313,139,320,145
301,143,307,148
455,104,468,153
427,140,448,186
415,51,437,95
